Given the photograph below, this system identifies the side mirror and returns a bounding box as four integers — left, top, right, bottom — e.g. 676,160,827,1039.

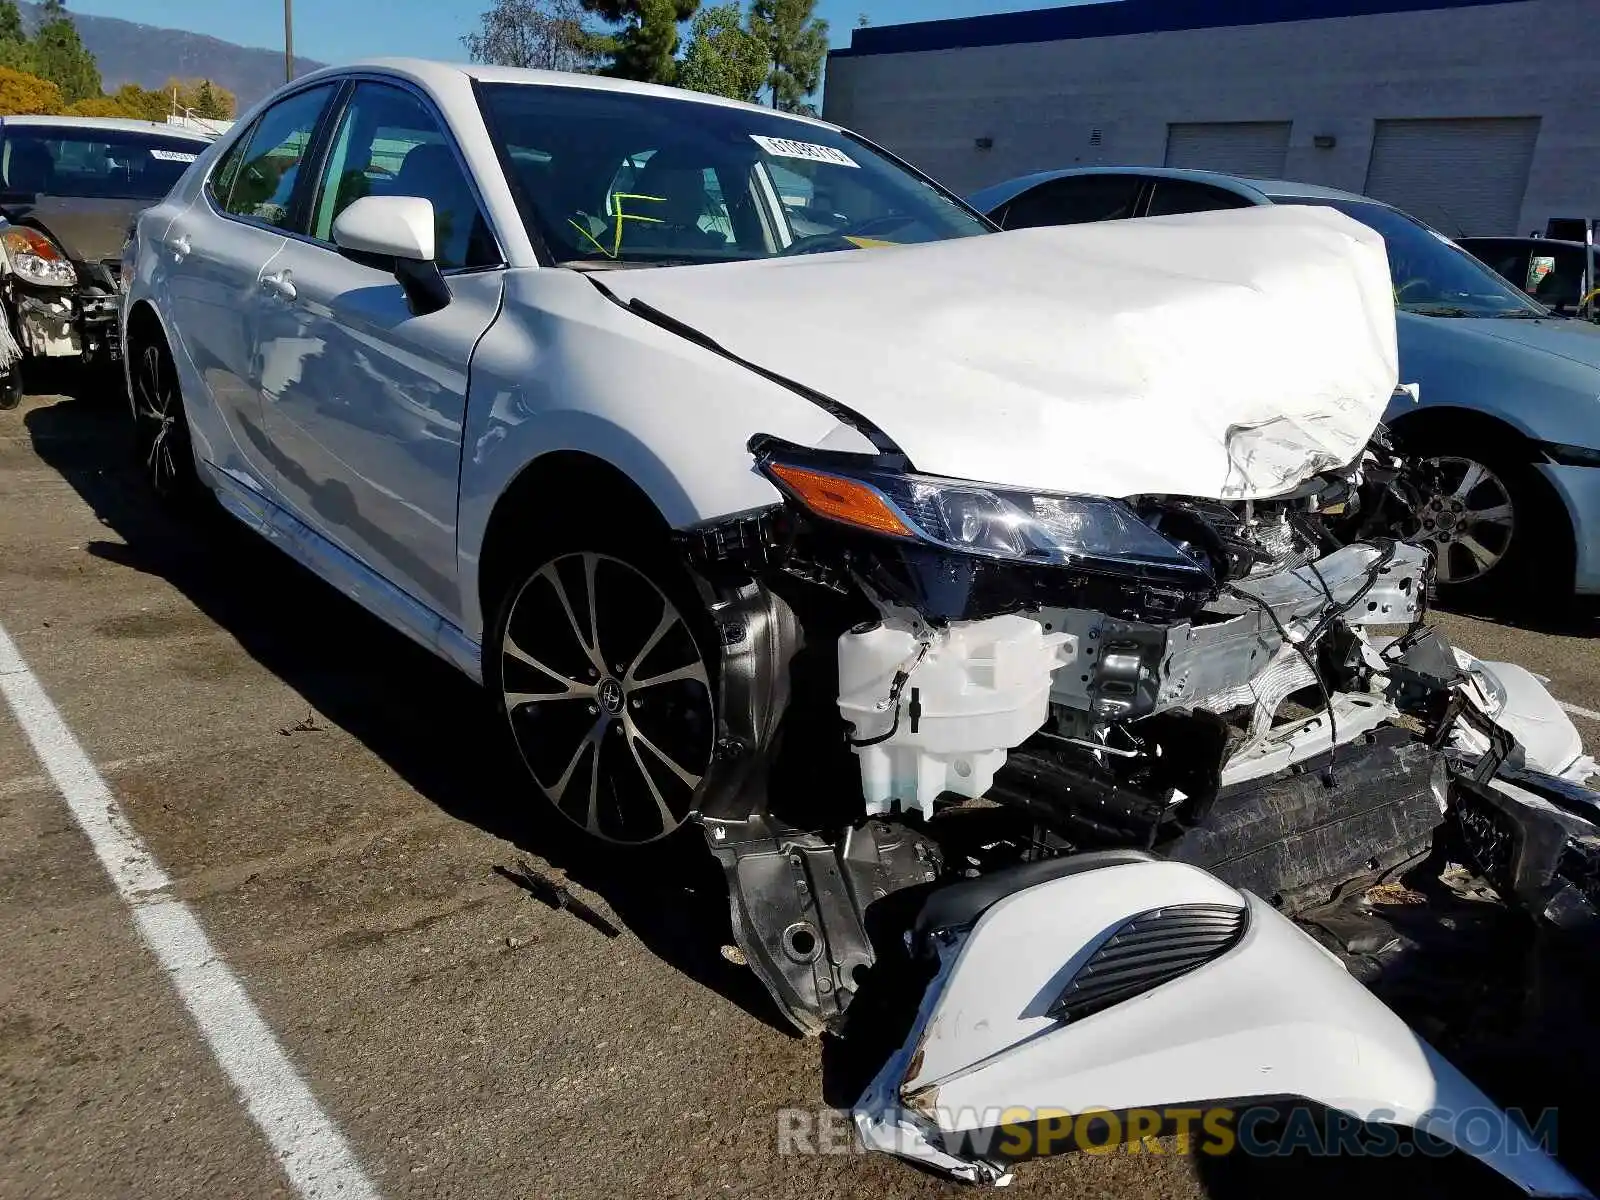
332,195,450,316
333,194,434,261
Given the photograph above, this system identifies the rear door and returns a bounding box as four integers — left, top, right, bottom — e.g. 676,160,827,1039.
252,78,505,622
160,82,338,493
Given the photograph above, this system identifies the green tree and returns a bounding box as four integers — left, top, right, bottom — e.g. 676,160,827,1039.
0,38,32,76
749,0,828,111
0,1,31,74
579,0,696,85
0,0,23,43
31,0,101,105
678,3,765,102
464,0,597,72
193,79,230,119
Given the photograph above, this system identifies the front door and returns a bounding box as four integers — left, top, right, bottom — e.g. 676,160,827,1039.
163,82,337,494
253,79,505,623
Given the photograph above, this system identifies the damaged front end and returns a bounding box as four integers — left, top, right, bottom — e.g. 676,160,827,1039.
0,217,127,375
678,430,1598,1195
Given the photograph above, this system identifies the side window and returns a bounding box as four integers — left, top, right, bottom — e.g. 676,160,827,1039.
311,81,497,271
208,124,254,210
222,84,336,229
1001,176,1143,230
1463,241,1530,291
1146,180,1252,217
1535,246,1587,310
1494,245,1535,291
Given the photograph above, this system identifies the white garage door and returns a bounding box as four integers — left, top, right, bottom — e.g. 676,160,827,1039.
1164,122,1291,178
1364,118,1540,236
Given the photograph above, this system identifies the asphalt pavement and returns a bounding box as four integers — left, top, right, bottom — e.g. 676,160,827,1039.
3,380,1598,1200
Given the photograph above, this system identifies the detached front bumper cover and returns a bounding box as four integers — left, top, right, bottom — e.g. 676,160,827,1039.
855,858,1594,1196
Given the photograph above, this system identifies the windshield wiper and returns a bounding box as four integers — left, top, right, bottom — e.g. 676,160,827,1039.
1488,309,1550,320
559,259,693,272
1404,303,1478,318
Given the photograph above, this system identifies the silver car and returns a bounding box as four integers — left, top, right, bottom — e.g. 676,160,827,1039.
972,166,1600,600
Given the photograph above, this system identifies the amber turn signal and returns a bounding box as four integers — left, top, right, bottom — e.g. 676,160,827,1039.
2,227,65,260
769,463,912,538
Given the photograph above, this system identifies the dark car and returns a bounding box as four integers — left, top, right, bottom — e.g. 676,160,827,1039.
1458,235,1598,319
0,115,214,408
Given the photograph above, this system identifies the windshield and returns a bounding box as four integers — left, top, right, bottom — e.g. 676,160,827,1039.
0,127,204,201
476,83,989,267
1277,196,1545,317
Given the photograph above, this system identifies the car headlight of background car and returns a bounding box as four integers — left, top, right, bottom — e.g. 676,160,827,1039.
1,226,77,288
752,437,1212,584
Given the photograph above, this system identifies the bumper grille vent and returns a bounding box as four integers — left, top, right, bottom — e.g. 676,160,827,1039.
1049,902,1246,1024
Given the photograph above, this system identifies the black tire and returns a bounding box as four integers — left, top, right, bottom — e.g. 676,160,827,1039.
1406,429,1571,603
486,531,718,850
128,329,200,505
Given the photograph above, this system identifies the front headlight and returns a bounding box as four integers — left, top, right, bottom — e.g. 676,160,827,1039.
1,226,77,288
753,439,1212,583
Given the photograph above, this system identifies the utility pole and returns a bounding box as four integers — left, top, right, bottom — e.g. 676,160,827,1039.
284,0,294,82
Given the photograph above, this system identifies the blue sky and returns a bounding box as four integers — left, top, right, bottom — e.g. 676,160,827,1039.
65,0,1078,65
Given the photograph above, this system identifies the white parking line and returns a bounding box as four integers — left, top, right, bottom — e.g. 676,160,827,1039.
1559,700,1600,724
0,620,379,1200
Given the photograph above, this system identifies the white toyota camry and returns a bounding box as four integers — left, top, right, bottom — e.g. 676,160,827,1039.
122,59,1595,1194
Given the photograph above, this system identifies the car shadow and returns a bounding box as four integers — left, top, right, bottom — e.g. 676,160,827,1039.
21,389,790,1037
1435,591,1600,638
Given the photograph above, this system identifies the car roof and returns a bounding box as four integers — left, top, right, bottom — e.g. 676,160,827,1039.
316,57,839,131
0,114,213,141
968,164,1385,213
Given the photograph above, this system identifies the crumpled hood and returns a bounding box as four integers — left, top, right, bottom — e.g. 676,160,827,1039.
601,206,1399,500
2,196,145,265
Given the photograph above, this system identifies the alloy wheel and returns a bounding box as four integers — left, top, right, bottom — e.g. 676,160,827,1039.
1417,456,1515,585
132,343,187,497
500,552,714,845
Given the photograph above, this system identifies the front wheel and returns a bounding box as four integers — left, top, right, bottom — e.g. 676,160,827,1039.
129,333,199,503
1408,435,1570,601
489,545,717,847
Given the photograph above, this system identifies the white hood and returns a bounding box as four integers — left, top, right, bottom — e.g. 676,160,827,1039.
601,205,1400,500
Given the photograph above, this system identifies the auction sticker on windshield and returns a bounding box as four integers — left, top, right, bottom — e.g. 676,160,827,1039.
751,135,859,168
150,149,199,163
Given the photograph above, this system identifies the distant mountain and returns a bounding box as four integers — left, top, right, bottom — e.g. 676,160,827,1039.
19,2,325,109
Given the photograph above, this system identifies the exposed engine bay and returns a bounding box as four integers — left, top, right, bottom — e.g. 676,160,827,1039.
677,423,1599,1196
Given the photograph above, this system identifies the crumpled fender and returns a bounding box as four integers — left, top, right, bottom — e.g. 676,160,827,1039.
854,859,1591,1196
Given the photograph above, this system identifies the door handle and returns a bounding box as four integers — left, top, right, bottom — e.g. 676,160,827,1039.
167,233,190,261
260,269,296,301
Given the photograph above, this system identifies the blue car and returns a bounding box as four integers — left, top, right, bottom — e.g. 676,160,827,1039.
970,166,1600,598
